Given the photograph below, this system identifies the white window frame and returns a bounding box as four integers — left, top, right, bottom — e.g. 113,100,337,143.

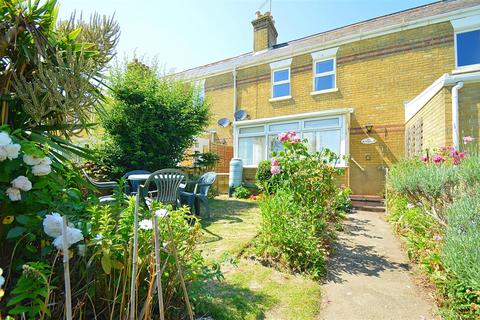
271,67,291,99
235,111,349,168
269,58,292,101
311,47,338,95
452,16,480,72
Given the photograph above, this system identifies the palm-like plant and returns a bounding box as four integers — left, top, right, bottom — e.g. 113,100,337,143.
0,0,119,162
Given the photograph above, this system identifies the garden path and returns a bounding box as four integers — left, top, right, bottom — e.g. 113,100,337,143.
319,210,438,320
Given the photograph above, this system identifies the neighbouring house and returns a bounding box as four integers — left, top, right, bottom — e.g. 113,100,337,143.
176,0,480,196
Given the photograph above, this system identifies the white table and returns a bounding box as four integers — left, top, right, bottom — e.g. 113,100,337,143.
127,174,151,182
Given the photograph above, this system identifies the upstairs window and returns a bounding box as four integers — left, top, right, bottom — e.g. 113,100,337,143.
272,68,290,98
456,29,480,67
313,58,336,91
452,17,480,69
311,47,338,93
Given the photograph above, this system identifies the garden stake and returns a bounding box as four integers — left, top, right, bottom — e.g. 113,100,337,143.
166,218,194,320
130,185,143,320
61,216,72,320
153,214,165,320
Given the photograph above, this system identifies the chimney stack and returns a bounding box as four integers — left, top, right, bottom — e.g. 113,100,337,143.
252,11,278,52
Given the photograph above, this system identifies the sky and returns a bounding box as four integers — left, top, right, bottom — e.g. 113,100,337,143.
58,0,435,72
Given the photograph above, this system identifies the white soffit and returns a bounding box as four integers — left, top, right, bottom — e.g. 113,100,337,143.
451,15,480,32
311,47,338,60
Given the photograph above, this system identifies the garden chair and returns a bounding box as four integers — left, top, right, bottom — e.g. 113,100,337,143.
180,172,217,216
82,169,118,203
123,170,151,195
142,169,187,208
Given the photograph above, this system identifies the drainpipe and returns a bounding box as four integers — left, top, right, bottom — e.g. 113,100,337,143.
232,67,237,157
452,81,464,150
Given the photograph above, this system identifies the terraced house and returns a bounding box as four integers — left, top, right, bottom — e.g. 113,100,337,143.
178,0,480,196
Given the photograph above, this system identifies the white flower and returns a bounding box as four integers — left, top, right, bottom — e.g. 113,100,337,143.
155,209,168,218
406,203,415,209
43,213,63,238
139,219,153,230
0,132,12,146
32,164,51,176
0,147,7,161
52,227,84,250
39,157,52,166
77,244,86,257
0,268,4,288
94,234,104,241
23,154,43,166
5,144,20,160
11,176,32,192
6,187,21,201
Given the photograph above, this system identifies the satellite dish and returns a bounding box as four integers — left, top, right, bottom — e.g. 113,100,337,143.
217,118,231,128
361,137,377,145
234,109,248,121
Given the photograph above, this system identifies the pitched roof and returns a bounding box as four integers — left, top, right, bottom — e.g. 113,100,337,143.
176,0,480,80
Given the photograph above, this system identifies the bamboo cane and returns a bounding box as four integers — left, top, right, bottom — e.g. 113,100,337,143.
130,185,142,320
153,214,165,320
166,218,194,320
61,216,72,320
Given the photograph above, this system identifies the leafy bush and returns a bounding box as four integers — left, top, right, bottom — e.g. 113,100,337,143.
443,193,480,291
255,160,272,189
233,186,251,199
254,131,347,278
98,61,210,175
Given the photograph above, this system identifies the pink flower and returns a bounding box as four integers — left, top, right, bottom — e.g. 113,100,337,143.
290,136,301,144
449,149,460,158
278,132,289,142
459,152,466,159
453,157,461,166
421,155,429,163
271,158,279,166
288,131,297,138
270,165,281,175
432,154,444,164
463,136,475,144
433,235,443,241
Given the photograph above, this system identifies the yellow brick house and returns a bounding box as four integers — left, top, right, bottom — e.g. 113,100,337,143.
177,0,480,196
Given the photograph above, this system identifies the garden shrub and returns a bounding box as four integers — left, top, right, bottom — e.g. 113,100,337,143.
97,61,210,175
387,139,480,319
254,131,348,278
233,186,251,199
255,160,272,190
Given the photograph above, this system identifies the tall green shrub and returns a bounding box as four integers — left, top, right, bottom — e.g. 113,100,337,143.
99,61,210,174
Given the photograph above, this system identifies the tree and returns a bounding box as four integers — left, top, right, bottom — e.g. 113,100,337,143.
0,0,119,163
99,60,210,174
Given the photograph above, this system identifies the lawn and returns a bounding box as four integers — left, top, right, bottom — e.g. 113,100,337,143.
195,196,321,320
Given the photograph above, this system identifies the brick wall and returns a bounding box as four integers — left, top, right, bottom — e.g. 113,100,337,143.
459,83,480,140
203,21,456,195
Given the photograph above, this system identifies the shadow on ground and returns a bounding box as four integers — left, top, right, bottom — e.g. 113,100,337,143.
324,214,410,284
193,279,276,320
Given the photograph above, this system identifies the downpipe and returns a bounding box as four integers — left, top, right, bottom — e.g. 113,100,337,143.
452,81,464,150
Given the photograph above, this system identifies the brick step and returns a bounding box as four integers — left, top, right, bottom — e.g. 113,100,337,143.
350,195,385,212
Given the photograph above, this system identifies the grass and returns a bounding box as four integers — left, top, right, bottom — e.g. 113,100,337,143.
196,196,321,320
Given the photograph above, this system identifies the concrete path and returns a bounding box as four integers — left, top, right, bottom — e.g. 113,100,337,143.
320,210,438,320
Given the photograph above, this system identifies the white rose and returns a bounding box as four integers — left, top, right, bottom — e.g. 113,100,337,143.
32,164,51,176
5,144,21,160
52,227,84,250
11,176,32,192
155,209,168,218
0,147,7,161
0,132,12,146
139,219,153,230
6,187,21,201
40,157,52,165
43,213,63,238
23,154,43,166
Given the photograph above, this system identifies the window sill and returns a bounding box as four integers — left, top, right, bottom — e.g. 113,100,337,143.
452,64,480,75
310,88,338,96
269,95,292,102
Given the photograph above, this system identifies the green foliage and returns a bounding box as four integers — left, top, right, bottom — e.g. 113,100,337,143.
7,262,52,320
233,186,251,199
255,160,272,190
192,152,220,171
254,132,347,278
98,61,210,174
443,193,480,291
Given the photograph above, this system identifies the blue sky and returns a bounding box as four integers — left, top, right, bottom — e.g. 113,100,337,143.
58,0,434,72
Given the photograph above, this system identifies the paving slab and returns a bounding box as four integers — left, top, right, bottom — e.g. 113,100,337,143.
319,210,438,320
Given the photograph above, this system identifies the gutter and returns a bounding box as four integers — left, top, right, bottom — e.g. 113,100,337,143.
452,81,464,150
